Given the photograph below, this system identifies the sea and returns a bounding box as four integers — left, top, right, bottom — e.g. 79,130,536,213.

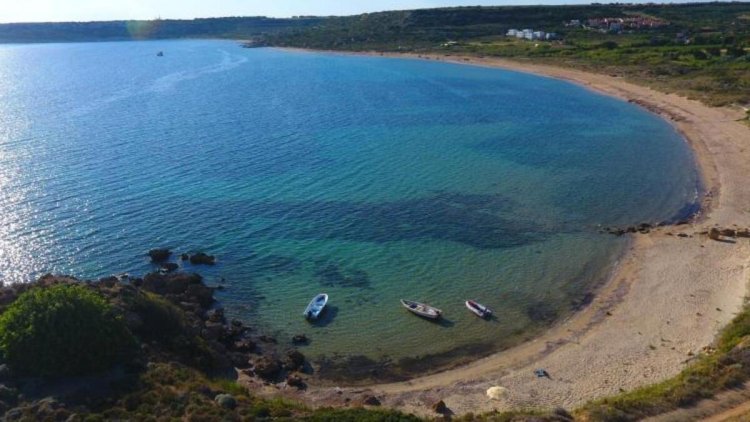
0,39,699,379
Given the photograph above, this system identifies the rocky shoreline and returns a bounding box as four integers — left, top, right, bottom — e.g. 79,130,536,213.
0,249,318,419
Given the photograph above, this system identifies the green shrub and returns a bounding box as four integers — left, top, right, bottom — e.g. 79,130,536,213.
0,284,137,377
125,291,217,370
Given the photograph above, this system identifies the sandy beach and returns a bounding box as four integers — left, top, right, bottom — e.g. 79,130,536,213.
248,50,750,417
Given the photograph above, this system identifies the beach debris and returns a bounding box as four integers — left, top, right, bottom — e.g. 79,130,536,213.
486,386,507,400
534,368,550,378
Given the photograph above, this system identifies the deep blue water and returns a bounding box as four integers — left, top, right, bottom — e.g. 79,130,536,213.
0,40,698,368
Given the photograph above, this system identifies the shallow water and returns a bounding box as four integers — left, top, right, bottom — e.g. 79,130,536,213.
0,40,699,374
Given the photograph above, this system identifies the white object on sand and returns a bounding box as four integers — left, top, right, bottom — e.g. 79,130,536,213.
486,386,507,400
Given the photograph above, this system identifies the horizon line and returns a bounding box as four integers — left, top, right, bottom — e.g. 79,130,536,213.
0,0,741,25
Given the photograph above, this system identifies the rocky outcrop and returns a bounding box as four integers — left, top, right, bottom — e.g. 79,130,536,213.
602,223,654,236
286,374,305,389
284,349,305,372
432,399,448,414
252,356,282,380
706,226,750,241
361,395,381,406
214,393,237,409
160,263,179,273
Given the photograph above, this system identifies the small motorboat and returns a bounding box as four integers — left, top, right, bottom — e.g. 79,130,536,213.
304,293,328,320
157,51,164,57
466,300,492,318
401,299,442,320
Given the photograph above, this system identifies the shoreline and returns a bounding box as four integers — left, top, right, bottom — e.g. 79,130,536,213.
260,48,750,417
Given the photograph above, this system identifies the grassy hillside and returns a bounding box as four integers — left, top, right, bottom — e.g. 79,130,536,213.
262,3,750,106
0,16,322,43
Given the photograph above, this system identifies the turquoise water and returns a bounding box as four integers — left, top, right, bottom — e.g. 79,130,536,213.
0,40,698,376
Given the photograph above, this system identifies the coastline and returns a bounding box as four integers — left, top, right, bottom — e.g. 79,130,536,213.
262,48,750,417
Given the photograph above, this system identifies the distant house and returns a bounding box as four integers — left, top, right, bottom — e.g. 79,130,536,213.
584,16,668,33
507,27,559,41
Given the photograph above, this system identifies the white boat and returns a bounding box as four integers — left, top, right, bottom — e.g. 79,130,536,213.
304,293,328,320
401,299,442,320
466,300,492,318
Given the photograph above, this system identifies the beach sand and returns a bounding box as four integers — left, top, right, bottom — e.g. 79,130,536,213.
248,51,750,417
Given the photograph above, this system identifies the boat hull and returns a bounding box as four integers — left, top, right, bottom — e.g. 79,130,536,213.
304,293,328,320
401,299,442,320
465,300,492,318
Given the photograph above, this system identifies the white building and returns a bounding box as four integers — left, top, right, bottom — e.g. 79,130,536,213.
522,29,534,40
506,29,518,36
533,31,546,40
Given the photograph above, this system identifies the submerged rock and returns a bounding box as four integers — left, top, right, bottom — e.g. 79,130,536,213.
292,334,309,345
160,263,178,273
148,248,171,263
190,253,216,265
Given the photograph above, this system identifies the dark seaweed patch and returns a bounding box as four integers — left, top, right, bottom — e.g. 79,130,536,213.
184,192,551,250
314,342,495,383
526,300,559,324
314,262,371,289
243,253,302,277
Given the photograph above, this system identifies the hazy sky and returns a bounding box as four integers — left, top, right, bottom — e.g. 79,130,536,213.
0,0,728,23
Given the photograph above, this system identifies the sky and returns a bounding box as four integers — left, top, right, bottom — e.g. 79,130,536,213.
0,0,732,23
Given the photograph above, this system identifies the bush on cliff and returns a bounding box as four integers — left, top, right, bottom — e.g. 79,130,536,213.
0,284,137,377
